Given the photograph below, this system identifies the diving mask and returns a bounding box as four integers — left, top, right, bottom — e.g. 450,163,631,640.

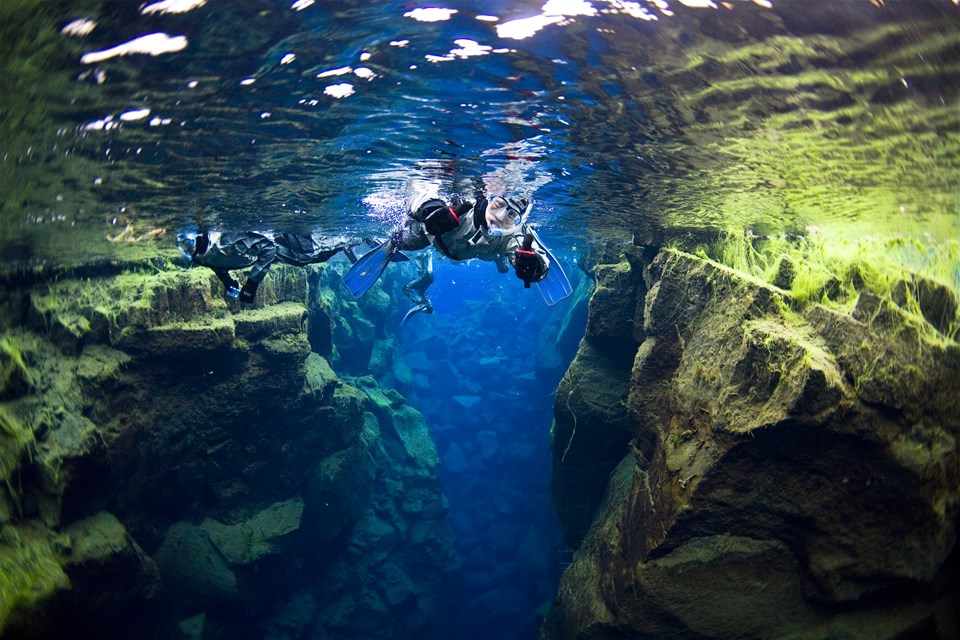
486,196,530,236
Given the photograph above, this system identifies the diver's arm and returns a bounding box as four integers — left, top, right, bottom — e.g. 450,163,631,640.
508,231,549,285
411,198,471,236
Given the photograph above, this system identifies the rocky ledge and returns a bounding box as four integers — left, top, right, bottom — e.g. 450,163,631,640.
0,262,461,639
545,246,959,639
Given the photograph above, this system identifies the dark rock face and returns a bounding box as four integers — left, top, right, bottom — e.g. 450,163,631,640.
551,245,648,548
544,248,960,639
0,262,461,639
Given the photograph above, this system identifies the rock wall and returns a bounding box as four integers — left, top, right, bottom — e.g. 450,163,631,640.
544,246,960,639
0,261,461,639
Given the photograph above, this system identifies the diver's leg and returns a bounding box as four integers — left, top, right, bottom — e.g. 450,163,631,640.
213,269,241,299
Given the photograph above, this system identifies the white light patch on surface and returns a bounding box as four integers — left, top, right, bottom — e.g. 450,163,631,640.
84,116,117,131
62,18,96,36
81,33,187,64
141,0,206,15
677,0,718,7
496,14,564,40
120,108,151,121
450,39,493,59
403,7,457,22
281,53,297,64
354,67,377,80
543,0,598,16
240,78,256,85
324,83,355,98
390,40,410,47
317,66,352,78
292,0,314,10
476,15,499,21
602,0,658,19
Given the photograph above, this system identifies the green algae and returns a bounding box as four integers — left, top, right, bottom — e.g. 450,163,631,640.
0,524,69,634
687,229,959,339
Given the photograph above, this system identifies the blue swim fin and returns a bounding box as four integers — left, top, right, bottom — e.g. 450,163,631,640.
528,228,573,306
343,239,402,297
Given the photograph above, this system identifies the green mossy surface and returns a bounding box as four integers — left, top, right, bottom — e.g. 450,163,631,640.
549,244,959,640
0,523,69,634
687,230,960,339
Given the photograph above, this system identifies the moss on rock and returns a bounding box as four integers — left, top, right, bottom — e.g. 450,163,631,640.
546,245,960,640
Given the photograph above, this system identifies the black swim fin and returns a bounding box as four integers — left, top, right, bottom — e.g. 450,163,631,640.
400,302,433,326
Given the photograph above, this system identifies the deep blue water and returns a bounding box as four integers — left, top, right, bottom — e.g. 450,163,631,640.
396,258,587,639
1,1,958,638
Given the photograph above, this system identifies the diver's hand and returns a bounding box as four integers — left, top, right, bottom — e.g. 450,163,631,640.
414,199,461,236
513,234,541,288
423,206,461,236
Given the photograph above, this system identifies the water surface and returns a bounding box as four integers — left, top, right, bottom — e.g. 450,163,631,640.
1,0,957,269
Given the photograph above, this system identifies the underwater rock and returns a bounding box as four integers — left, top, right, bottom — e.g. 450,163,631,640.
452,394,481,408
545,247,960,640
476,430,498,460
552,342,635,548
442,442,468,473
301,445,376,552
201,497,304,565
0,263,462,640
0,335,35,401
60,511,160,613
154,522,239,611
890,274,958,336
304,351,339,402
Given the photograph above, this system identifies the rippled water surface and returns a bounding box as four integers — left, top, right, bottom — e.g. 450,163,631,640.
1,0,957,268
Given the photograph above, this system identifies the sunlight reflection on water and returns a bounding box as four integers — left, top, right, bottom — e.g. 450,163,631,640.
0,0,956,268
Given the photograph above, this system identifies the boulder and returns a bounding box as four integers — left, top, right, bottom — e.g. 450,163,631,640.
201,497,304,566
153,522,238,611
545,249,960,640
60,511,160,613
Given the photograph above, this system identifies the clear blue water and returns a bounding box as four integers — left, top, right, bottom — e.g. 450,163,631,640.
397,259,587,638
1,1,958,638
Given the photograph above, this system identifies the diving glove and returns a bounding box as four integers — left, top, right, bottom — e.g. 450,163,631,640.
415,199,468,236
513,233,543,288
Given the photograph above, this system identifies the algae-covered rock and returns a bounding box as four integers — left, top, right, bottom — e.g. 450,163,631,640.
301,446,376,550
201,497,304,565
0,522,70,637
304,352,339,401
551,249,641,547
120,317,237,354
60,511,160,612
546,248,960,640
551,341,634,548
1,261,463,640
0,336,35,400
383,405,440,470
233,301,306,341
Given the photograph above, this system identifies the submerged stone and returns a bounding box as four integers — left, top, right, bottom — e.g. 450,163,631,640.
0,263,463,639
201,497,305,565
545,247,960,640
154,522,239,610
